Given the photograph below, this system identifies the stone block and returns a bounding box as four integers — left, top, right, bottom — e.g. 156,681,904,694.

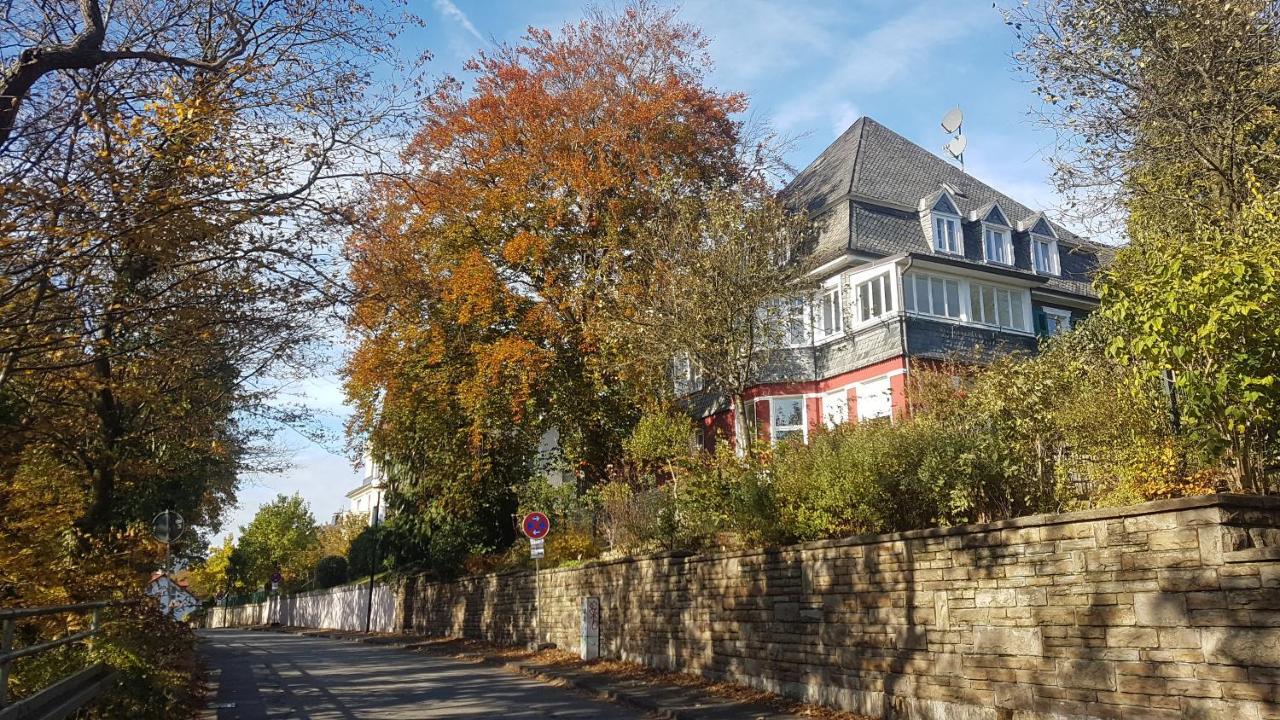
1158,627,1202,649
1198,526,1224,566
1106,626,1158,648
1158,569,1220,592
1135,592,1189,626
1058,659,1116,690
1263,565,1280,590
1183,697,1263,720
773,602,799,622
1204,627,1280,668
975,589,1015,608
1148,528,1201,551
1117,674,1168,695
972,626,1043,656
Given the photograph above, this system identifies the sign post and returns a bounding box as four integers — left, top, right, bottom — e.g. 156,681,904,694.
521,512,551,647
151,510,184,574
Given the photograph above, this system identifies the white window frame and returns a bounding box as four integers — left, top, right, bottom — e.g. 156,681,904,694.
928,193,963,256
814,276,843,343
932,213,962,255
903,272,963,320
770,396,807,444
1032,234,1060,276
856,377,893,422
671,353,701,394
823,389,849,429
982,224,1013,266
784,296,810,347
1041,307,1073,337
969,281,1030,332
851,271,895,327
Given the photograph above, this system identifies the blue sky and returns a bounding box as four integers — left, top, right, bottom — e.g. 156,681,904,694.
223,0,1066,538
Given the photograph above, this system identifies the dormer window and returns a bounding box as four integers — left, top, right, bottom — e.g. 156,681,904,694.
1032,235,1060,275
929,194,962,255
985,227,1012,265
1023,215,1061,276
979,205,1013,266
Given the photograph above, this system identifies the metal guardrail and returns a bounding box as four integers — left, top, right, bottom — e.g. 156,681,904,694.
0,599,140,708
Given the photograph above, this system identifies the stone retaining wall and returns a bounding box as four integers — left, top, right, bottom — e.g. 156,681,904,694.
401,494,1280,720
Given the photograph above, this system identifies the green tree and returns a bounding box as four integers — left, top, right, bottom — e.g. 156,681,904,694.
604,184,810,452
1100,191,1280,492
345,3,760,575
231,495,319,590
1006,0,1280,233
183,536,235,599
313,556,349,589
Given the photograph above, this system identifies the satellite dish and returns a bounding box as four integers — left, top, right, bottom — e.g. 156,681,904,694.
941,107,964,134
945,134,968,159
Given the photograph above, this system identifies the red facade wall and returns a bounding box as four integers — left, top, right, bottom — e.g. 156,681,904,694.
698,355,912,449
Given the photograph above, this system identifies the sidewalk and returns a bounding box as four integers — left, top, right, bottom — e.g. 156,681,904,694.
251,626,869,720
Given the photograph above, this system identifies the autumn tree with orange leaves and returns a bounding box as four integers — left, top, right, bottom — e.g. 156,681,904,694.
345,3,786,571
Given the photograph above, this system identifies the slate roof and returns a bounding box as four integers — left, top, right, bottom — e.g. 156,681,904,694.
781,117,1102,299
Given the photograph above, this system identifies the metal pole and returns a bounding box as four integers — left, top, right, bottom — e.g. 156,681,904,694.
1,618,13,706
88,608,101,651
364,504,380,634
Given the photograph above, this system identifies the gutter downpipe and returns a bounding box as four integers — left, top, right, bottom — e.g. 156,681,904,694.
899,257,913,416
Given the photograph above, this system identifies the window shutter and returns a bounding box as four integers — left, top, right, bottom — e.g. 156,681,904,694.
1034,310,1048,336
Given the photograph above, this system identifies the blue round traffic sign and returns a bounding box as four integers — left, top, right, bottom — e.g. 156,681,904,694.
522,512,550,540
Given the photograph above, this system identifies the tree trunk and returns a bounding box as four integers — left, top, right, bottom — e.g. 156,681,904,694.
82,324,122,532
731,392,749,457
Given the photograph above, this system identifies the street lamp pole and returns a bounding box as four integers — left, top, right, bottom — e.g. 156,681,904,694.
364,503,381,633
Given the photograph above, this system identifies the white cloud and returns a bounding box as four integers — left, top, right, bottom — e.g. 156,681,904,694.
225,448,361,539
433,0,488,47
771,2,991,136
683,0,842,87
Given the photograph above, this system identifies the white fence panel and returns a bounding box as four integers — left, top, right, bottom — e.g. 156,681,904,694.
206,581,396,632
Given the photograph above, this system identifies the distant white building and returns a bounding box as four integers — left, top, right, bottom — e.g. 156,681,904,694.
346,453,386,523
147,572,200,621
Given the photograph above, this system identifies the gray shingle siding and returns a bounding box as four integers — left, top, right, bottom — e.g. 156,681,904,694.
815,321,903,378
783,116,1105,301
905,317,1037,362
754,347,816,384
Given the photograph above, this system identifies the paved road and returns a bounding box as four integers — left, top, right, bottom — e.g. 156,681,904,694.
198,629,648,719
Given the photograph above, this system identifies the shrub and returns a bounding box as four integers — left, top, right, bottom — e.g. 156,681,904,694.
597,479,670,553
313,555,348,589
11,603,199,719
543,527,602,566
676,447,779,549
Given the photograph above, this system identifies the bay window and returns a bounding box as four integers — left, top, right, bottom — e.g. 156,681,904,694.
903,272,962,320
823,389,848,429
786,297,809,346
771,396,805,443
969,282,1028,332
855,272,893,323
856,378,892,421
815,280,843,342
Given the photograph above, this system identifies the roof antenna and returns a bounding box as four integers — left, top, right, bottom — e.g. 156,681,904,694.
941,107,966,172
